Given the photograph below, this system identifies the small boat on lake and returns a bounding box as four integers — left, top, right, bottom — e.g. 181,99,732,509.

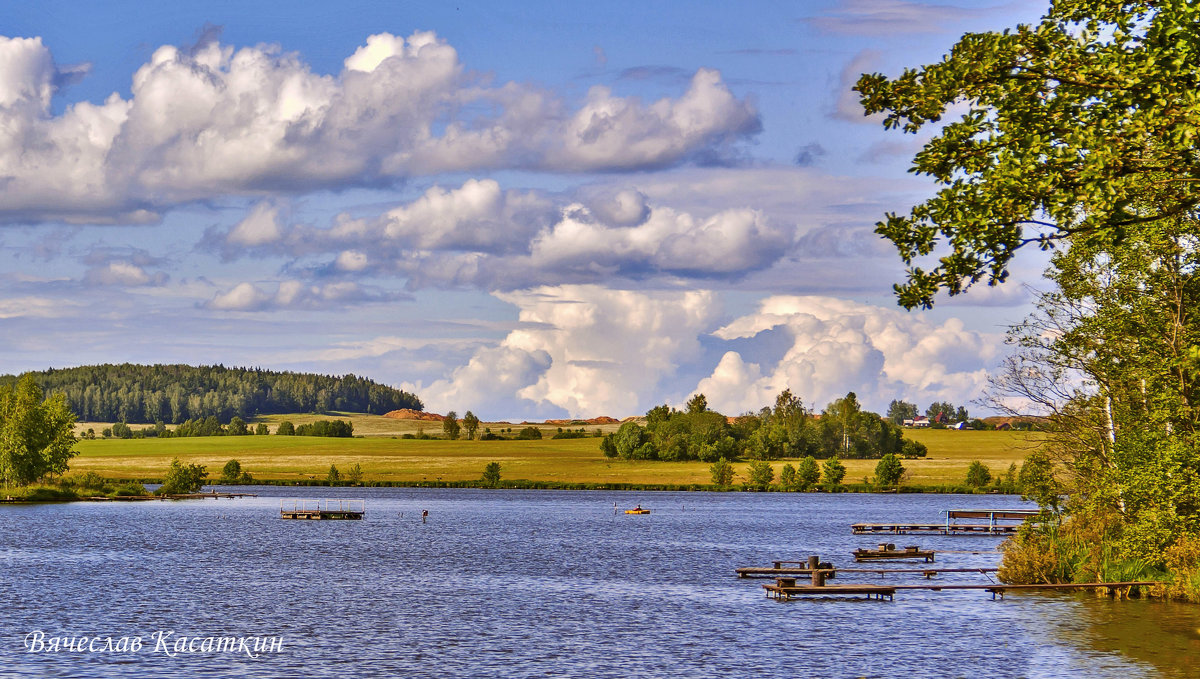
625,505,650,515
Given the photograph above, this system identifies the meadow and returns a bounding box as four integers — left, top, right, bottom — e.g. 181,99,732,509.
68,414,1045,489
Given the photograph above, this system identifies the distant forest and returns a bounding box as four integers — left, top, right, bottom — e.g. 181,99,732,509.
0,364,423,424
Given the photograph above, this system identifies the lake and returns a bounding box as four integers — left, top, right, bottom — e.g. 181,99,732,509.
1,488,1197,678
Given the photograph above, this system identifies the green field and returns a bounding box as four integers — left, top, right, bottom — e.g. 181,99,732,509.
68,415,1045,487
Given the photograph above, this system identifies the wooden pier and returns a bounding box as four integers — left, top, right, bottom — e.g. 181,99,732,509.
280,498,365,520
765,581,895,601
851,508,1040,536
764,578,1161,601
737,565,996,579
853,544,935,562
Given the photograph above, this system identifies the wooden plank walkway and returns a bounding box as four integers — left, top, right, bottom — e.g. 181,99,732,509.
853,546,935,562
765,583,895,601
764,580,1162,601
947,509,1039,521
737,566,997,579
280,498,364,520
852,522,1019,535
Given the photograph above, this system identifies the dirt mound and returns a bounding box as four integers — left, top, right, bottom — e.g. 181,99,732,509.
543,416,620,426
382,409,445,422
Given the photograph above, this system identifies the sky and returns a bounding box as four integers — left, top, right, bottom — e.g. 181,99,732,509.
0,0,1053,421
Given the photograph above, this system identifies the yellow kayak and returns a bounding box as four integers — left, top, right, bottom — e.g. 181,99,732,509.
625,508,650,514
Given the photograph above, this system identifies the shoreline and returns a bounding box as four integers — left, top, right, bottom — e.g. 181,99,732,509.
3,478,1020,502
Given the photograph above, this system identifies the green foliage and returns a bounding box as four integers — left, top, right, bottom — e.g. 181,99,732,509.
821,457,846,489
778,463,796,489
886,399,918,425
345,463,363,484
295,420,353,437
873,453,904,487
709,457,734,486
254,422,269,435
0,375,79,486
1018,450,1062,514
0,363,422,424
599,390,935,464
228,417,249,436
326,464,340,483
482,461,501,486
965,460,992,488
746,459,774,487
111,422,132,439
158,458,207,495
857,2,1200,310
795,456,820,491
276,420,295,436
461,411,480,441
442,411,461,440
900,439,928,459
924,401,966,424
220,459,242,483
515,427,543,440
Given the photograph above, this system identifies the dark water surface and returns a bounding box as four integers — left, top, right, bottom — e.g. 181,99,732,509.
2,488,1198,678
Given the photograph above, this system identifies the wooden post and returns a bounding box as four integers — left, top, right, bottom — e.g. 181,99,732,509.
807,555,819,571
812,569,826,587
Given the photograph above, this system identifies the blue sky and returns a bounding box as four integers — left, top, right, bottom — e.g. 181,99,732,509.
0,0,1050,420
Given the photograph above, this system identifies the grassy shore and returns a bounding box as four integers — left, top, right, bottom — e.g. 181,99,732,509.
66,416,1045,490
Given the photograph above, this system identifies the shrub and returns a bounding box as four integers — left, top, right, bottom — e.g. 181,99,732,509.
821,457,846,489
482,462,501,486
965,460,992,488
779,463,797,489
515,426,543,440
795,456,821,491
157,458,207,495
220,459,253,484
276,421,295,436
710,458,734,486
746,459,774,487
296,420,354,437
874,453,904,487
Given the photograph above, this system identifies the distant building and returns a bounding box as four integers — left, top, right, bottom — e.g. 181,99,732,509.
904,416,930,428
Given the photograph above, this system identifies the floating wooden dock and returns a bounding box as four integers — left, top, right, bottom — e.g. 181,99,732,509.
765,582,895,601
852,508,1040,536
736,565,997,579
853,544,935,562
763,579,1162,601
280,498,364,520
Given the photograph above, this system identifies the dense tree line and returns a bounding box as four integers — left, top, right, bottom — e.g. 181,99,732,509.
601,391,927,462
0,364,422,424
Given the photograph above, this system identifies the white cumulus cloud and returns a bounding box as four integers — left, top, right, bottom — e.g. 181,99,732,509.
204,279,397,311
696,295,999,414
0,32,758,224
412,285,721,418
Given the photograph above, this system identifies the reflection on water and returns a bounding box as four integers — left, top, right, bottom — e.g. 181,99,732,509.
0,488,1195,678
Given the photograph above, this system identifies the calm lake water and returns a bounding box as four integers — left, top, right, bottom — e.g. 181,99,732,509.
2,488,1198,678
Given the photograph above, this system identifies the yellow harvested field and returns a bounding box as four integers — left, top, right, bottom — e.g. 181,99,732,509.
69,416,1045,486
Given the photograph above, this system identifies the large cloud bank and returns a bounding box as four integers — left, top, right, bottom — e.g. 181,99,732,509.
203,178,795,298
697,295,998,415
403,288,998,419
406,285,719,418
0,33,758,223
